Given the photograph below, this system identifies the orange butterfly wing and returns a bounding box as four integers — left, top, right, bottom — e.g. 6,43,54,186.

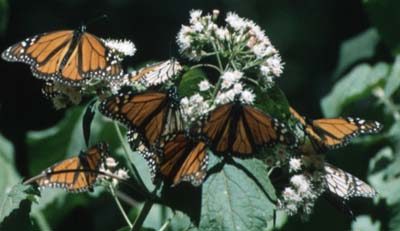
100,90,183,146
290,106,382,151
159,133,208,186
2,30,123,85
35,142,109,192
203,103,297,156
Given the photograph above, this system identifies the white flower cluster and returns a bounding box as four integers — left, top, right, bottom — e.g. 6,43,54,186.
215,70,255,105
181,93,212,123
104,39,137,57
176,10,284,82
277,154,327,218
99,157,130,187
289,157,302,173
280,174,320,216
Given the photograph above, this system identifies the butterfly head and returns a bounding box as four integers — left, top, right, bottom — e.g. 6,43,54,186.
79,24,87,33
233,94,241,103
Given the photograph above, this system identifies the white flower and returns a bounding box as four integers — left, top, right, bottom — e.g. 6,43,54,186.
190,93,204,104
104,39,136,56
180,97,189,106
289,158,302,173
290,174,311,195
240,89,255,104
192,21,204,32
199,80,211,91
252,43,266,58
177,25,193,51
283,187,302,203
226,12,247,31
106,157,118,168
189,10,203,24
116,168,130,179
215,27,229,40
98,168,113,180
181,93,211,122
221,70,243,89
232,83,243,94
260,65,271,77
212,9,220,20
284,203,299,215
247,21,270,45
290,175,307,188
267,55,284,77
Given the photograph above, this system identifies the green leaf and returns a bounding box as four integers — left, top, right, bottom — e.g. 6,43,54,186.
0,183,30,224
255,84,290,120
178,68,207,97
351,215,381,231
333,29,380,79
0,199,34,230
363,0,400,54
26,106,86,175
143,204,172,230
265,210,287,231
389,204,400,231
82,100,97,147
166,211,198,231
368,147,400,205
321,63,388,117
199,155,276,231
128,150,156,193
385,55,400,97
0,133,20,194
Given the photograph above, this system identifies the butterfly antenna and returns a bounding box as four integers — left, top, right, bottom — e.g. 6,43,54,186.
86,14,109,27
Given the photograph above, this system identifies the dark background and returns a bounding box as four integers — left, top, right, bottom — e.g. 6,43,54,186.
0,0,379,230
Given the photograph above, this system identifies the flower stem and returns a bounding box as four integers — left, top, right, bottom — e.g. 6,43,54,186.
33,211,52,231
211,41,224,71
110,184,133,228
113,122,149,193
190,63,222,73
210,78,222,103
158,216,172,231
131,200,154,231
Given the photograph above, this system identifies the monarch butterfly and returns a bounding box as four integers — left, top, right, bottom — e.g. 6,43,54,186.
155,133,208,186
202,101,298,156
324,163,377,199
128,59,182,87
32,142,109,192
2,26,123,86
289,106,382,152
99,87,184,147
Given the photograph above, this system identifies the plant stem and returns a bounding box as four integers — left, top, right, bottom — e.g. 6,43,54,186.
131,200,154,231
158,216,172,231
211,41,224,71
190,63,222,73
113,122,148,193
110,185,133,228
33,211,52,231
210,78,223,103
